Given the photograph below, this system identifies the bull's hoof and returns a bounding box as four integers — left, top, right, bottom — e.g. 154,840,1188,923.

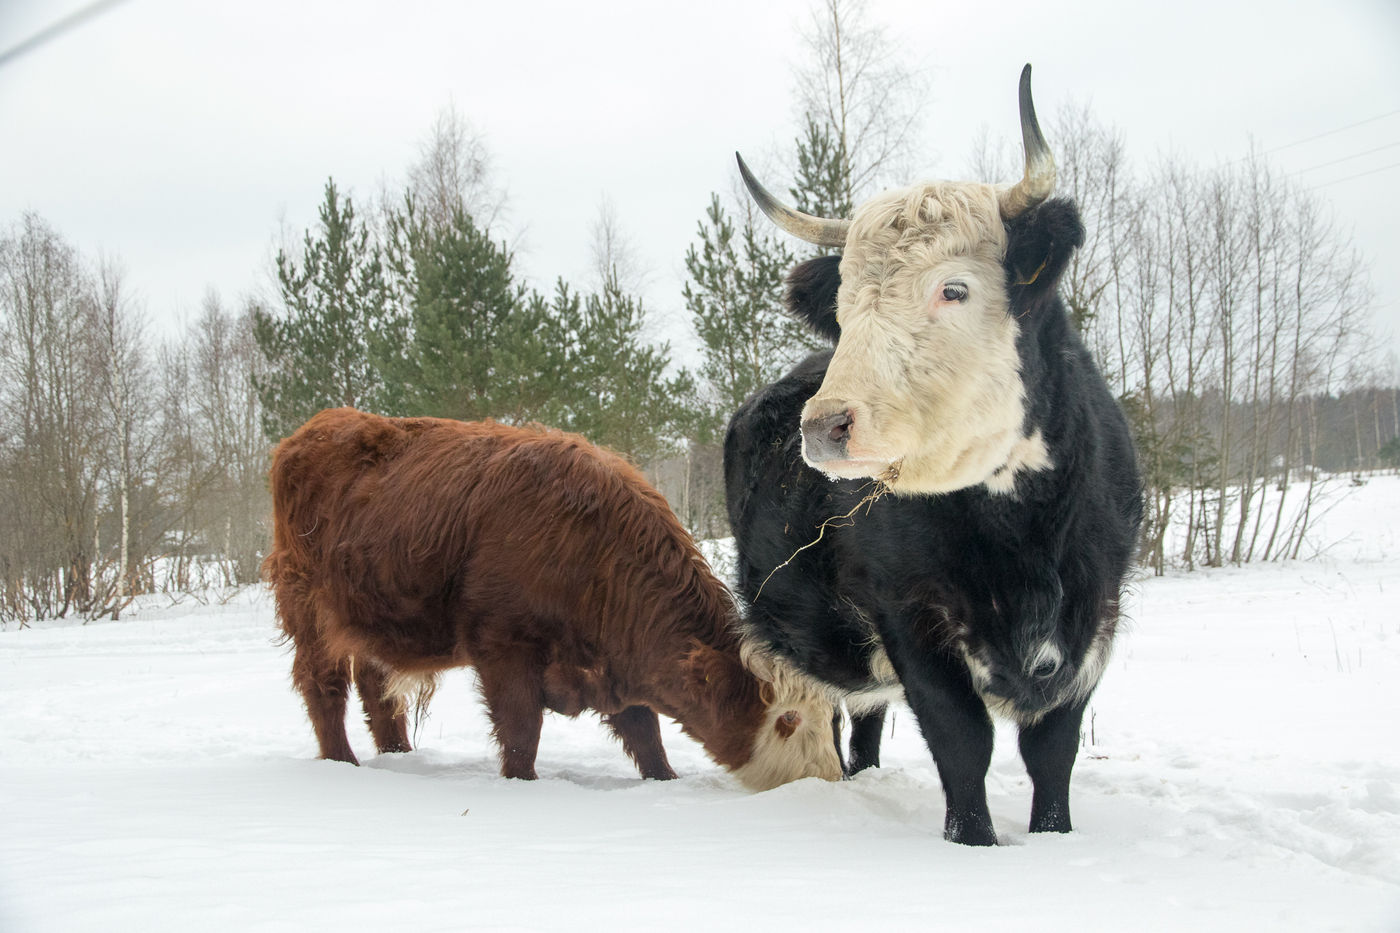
1029,800,1073,833
944,813,998,846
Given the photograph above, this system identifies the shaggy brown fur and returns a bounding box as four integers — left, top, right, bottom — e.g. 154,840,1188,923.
264,408,838,788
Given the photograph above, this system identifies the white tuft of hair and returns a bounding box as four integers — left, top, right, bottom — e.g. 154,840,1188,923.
382,670,440,721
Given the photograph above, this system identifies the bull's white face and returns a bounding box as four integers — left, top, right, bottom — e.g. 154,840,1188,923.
800,181,1051,495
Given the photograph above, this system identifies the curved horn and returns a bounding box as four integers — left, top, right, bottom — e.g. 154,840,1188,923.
997,64,1056,220
736,153,850,248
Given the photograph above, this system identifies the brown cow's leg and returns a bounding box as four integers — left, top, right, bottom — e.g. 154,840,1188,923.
353,662,412,755
290,635,358,765
604,705,679,780
476,655,545,780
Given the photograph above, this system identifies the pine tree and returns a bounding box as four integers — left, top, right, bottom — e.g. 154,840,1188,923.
558,269,692,464
792,114,852,224
379,198,563,424
683,195,819,441
253,179,393,440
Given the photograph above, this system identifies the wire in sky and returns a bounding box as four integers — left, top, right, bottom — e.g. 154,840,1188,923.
1310,160,1400,191
0,0,132,70
1227,109,1400,169
1293,141,1400,176
1262,109,1400,157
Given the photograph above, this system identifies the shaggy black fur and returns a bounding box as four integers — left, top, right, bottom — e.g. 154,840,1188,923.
724,198,1143,846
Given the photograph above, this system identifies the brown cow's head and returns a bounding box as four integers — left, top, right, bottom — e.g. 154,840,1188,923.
679,639,840,790
739,65,1064,496
730,642,842,790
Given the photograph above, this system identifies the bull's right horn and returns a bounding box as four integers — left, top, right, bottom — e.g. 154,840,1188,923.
997,64,1057,220
736,153,850,248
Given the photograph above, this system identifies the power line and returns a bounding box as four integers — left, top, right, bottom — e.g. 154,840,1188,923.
1262,109,1400,157
0,0,132,70
1310,160,1400,191
1293,141,1400,176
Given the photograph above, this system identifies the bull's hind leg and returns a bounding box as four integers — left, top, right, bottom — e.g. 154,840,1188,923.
289,631,359,765
846,706,887,775
604,706,678,780
476,654,546,780
1018,697,1089,834
353,661,412,755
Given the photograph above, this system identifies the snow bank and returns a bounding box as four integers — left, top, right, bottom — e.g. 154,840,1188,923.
3,478,1399,931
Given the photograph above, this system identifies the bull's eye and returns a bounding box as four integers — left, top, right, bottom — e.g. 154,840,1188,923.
941,281,969,302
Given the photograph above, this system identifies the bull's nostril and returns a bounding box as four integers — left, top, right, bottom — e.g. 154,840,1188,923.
802,410,856,464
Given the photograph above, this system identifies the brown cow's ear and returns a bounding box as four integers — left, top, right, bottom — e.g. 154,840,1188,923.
683,642,707,677
684,643,752,715
683,643,724,693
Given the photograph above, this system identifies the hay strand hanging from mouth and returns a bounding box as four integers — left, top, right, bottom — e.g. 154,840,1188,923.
753,461,901,601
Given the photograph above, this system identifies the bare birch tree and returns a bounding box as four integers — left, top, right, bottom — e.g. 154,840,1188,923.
90,258,153,615
0,214,104,617
189,294,271,583
405,102,506,233
795,0,928,205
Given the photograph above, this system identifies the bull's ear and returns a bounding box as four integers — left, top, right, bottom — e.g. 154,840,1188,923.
784,254,842,343
1002,197,1085,308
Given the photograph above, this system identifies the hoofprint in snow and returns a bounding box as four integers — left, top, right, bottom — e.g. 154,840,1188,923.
2,478,1398,932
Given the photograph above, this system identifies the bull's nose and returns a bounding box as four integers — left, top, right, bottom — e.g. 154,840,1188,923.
801,410,853,463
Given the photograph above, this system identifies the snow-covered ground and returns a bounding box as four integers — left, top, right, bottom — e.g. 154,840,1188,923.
3,477,1398,932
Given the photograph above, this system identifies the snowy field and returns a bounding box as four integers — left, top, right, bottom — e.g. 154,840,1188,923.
3,477,1399,932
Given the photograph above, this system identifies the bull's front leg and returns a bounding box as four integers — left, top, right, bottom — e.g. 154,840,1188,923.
885,649,997,846
1017,696,1089,833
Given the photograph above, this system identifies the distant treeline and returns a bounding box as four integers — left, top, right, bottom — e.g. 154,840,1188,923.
3,4,1398,620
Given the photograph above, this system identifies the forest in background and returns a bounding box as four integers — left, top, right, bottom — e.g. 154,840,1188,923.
3,0,1397,623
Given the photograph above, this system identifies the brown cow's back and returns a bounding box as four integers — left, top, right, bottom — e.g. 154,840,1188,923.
268,409,736,678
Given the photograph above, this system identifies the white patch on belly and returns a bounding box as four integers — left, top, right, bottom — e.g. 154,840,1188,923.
959,617,1115,725
1066,620,1114,706
843,642,905,713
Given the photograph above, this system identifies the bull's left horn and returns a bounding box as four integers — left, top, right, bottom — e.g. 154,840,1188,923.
997,64,1056,220
736,153,850,248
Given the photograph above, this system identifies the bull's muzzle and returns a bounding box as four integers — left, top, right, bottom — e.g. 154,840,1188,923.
801,410,853,463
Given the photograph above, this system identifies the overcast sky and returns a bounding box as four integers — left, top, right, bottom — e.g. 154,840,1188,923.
3,0,1398,366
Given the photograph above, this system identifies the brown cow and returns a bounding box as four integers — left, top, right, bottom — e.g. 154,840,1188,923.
264,408,841,790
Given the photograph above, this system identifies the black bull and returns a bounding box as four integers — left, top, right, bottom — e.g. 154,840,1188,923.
724,198,1143,846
